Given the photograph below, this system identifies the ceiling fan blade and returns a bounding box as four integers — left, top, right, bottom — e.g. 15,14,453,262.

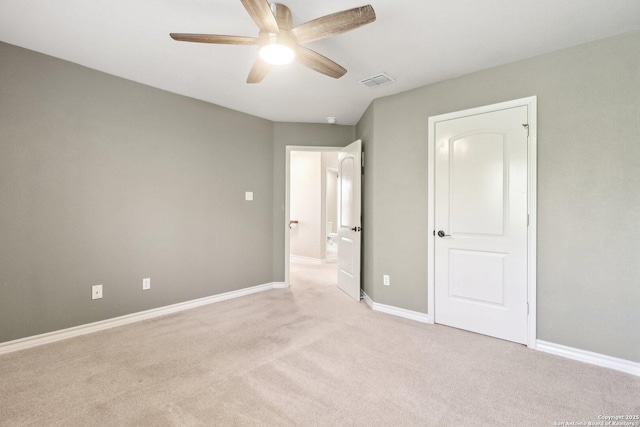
240,0,280,34
292,5,376,45
247,58,272,83
170,33,258,45
295,47,346,79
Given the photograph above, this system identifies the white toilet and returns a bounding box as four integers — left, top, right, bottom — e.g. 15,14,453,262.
327,232,339,245
326,222,338,262
326,222,339,245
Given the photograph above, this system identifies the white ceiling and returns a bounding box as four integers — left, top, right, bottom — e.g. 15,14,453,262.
1,1,639,125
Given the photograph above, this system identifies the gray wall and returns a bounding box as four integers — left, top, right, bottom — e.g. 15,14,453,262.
0,42,275,342
271,123,356,281
356,30,640,362
3,29,638,364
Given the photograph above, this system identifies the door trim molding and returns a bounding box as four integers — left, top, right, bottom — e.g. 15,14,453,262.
427,96,538,348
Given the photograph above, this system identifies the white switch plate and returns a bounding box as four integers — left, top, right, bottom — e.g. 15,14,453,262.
383,275,390,286
92,284,103,300
143,277,151,290
245,191,253,201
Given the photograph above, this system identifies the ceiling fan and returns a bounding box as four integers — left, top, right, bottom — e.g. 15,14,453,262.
170,0,376,83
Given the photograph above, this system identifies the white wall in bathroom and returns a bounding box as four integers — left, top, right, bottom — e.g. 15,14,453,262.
322,152,339,170
321,152,339,261
290,151,322,259
323,151,339,234
326,170,338,234
289,151,339,261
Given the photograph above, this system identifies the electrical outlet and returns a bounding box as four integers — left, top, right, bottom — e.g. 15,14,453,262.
383,275,390,286
92,284,103,300
142,277,151,290
245,191,253,201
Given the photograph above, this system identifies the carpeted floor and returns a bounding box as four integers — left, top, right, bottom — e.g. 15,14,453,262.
0,259,638,426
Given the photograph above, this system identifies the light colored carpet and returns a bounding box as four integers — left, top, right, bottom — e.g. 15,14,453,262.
1,260,638,426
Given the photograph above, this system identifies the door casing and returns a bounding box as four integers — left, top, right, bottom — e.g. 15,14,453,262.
427,96,538,348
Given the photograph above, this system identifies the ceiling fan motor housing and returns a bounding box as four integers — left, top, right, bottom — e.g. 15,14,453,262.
259,4,296,50
258,3,297,64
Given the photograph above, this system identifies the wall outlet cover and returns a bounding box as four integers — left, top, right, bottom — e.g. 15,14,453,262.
383,275,390,286
92,284,103,300
143,277,151,290
245,192,253,201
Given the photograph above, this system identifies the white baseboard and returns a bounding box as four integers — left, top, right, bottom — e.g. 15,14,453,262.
361,292,638,376
536,340,640,377
8,284,635,378
0,282,284,356
289,255,325,264
361,291,432,324
362,291,374,309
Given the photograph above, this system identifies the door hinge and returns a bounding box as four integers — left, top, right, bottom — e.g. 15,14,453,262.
361,152,365,168
527,214,529,226
527,302,530,315
522,123,529,137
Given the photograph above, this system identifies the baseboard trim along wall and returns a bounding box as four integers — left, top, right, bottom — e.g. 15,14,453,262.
361,291,432,324
536,340,640,377
4,284,637,377
289,255,325,264
362,292,639,377
0,282,287,356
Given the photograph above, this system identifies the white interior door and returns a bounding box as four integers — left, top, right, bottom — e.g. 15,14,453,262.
434,106,529,344
337,140,362,301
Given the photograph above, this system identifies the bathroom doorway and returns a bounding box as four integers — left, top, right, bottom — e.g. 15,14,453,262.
286,147,340,288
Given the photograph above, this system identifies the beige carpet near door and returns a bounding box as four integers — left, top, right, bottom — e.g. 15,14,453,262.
1,261,638,426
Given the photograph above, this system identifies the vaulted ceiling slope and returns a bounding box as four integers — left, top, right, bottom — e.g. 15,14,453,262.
1,1,640,125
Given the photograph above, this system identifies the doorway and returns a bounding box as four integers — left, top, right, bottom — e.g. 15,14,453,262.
286,148,340,289
427,97,537,347
284,142,362,300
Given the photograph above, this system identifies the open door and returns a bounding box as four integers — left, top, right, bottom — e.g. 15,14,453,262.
337,140,362,301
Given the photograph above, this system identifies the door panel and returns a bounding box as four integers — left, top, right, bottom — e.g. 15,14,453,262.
449,250,506,306
339,237,355,275
451,133,505,236
340,157,354,227
337,140,362,301
435,106,528,344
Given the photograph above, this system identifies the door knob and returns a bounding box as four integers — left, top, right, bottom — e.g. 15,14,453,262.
437,230,451,237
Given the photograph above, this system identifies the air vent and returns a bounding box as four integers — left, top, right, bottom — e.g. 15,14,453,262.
359,72,395,88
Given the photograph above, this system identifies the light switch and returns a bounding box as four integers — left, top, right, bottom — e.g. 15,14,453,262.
245,192,253,201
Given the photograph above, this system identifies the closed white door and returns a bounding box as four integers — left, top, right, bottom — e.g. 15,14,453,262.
434,106,529,344
337,140,362,301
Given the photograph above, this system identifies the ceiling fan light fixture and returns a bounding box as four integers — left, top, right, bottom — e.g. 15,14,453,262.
259,43,295,65
170,1,376,82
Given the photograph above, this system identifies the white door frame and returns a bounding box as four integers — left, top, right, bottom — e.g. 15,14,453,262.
285,145,341,287
427,96,538,348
